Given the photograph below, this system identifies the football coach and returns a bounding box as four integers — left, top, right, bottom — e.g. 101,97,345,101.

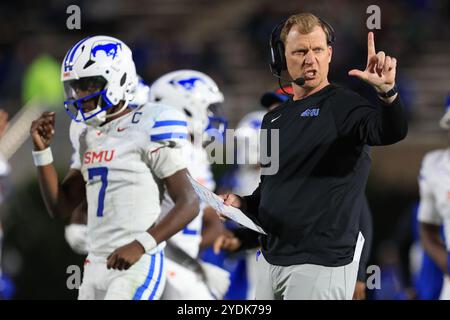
220,13,407,299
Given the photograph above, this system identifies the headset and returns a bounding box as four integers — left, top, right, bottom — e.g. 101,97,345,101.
269,16,336,83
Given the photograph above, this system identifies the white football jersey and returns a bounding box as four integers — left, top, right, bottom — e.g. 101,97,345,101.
69,102,188,256
418,148,450,250
160,143,215,258
230,165,261,300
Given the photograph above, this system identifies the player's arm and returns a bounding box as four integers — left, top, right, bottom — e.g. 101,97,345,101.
150,169,199,243
30,112,85,219
213,227,260,254
69,199,88,225
417,164,447,275
65,200,88,255
200,207,224,250
213,229,242,254
419,222,448,275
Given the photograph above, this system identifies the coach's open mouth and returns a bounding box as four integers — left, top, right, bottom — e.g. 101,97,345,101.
304,70,317,80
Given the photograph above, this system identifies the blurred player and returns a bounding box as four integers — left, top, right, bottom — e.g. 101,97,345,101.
206,90,285,299
231,110,265,299
409,202,444,299
260,86,292,111
418,93,450,300
29,36,199,300
0,109,14,300
210,88,287,299
149,70,230,300
0,110,10,206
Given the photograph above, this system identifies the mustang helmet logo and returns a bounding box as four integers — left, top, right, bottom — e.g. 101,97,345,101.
169,77,205,91
91,42,122,60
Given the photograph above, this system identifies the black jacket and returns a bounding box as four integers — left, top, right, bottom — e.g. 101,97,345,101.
243,84,407,267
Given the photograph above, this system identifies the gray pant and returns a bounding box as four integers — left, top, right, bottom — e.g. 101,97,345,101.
254,254,359,300
255,233,364,300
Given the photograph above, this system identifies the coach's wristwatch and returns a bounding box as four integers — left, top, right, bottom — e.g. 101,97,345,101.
378,84,398,99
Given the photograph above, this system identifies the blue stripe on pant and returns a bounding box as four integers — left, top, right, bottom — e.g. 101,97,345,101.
149,252,164,300
132,251,164,300
448,252,450,276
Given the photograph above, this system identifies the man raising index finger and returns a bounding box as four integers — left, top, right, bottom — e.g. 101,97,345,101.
221,12,407,300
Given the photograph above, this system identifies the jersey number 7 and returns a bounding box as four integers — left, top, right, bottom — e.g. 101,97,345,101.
88,167,109,217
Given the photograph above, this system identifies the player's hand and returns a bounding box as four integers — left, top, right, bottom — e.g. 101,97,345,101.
30,112,56,151
219,193,242,208
0,110,9,138
352,281,366,300
106,240,145,270
348,32,397,98
213,229,242,254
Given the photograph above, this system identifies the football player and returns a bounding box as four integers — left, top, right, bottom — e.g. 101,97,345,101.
30,36,199,300
149,70,230,300
418,93,450,300
63,77,165,254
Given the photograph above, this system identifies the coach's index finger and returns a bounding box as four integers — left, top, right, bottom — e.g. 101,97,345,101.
367,32,376,59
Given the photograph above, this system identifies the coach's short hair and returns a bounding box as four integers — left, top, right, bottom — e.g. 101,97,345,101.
280,13,332,45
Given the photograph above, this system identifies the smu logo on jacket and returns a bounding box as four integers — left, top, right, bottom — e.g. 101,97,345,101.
84,150,116,164
300,108,320,117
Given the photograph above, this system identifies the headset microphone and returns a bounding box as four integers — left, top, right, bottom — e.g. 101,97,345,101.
275,75,305,95
277,76,305,95
293,77,305,86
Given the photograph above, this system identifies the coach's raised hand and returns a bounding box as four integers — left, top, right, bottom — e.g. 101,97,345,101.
30,112,56,150
348,32,397,103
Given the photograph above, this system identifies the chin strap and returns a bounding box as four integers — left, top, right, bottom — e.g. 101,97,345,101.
104,81,135,119
105,99,130,119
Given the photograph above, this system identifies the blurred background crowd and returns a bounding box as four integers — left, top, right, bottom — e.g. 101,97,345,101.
0,0,449,299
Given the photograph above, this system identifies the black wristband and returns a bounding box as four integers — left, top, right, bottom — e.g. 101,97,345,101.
378,84,398,98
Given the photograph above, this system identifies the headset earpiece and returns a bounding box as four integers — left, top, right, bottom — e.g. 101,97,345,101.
269,21,286,77
320,18,336,46
275,39,286,71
